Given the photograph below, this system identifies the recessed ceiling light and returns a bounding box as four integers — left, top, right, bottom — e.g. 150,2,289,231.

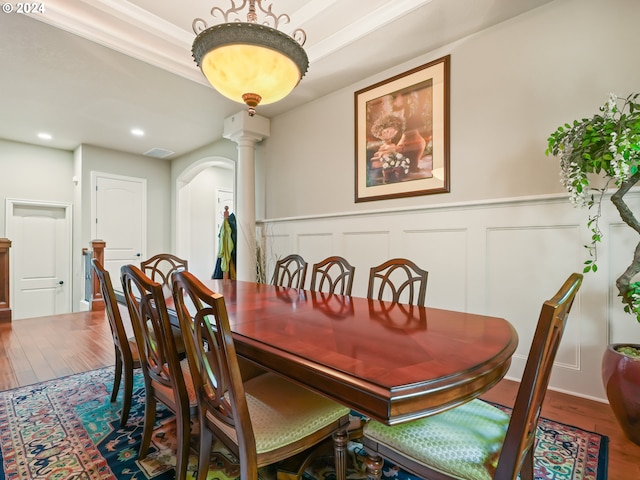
131,128,145,137
37,132,52,140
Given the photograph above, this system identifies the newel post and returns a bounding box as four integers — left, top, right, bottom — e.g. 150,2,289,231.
90,239,106,311
0,238,12,322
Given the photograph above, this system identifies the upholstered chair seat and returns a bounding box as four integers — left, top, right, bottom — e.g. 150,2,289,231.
364,399,510,480
207,372,349,455
151,358,198,410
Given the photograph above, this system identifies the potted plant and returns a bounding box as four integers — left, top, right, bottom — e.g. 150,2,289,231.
546,92,640,445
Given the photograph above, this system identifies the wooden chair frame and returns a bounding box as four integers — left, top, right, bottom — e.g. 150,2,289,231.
172,270,350,480
140,253,188,287
310,256,356,296
271,254,308,289
121,264,193,480
367,258,428,305
363,273,583,480
91,258,140,427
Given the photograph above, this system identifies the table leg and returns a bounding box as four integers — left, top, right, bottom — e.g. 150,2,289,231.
333,428,348,480
365,452,383,480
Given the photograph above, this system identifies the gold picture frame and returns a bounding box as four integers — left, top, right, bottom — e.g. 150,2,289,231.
355,55,450,202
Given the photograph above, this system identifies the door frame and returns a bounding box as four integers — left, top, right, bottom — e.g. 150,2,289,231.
5,198,73,317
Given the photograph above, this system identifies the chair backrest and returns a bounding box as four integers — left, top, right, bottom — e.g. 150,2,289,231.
121,264,189,403
495,272,582,478
367,258,428,305
140,253,189,288
171,270,257,464
310,256,356,295
91,258,133,363
271,254,307,289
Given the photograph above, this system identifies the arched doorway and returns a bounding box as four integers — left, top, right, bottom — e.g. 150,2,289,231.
176,156,235,281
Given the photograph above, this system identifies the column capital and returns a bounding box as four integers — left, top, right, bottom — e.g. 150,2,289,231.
223,111,270,145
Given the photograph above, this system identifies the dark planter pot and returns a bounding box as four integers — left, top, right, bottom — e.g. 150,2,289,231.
601,343,640,445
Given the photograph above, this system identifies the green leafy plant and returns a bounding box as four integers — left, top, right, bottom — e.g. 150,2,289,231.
546,93,640,328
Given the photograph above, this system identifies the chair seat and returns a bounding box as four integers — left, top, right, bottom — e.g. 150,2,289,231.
208,372,350,455
363,399,510,480
152,358,198,408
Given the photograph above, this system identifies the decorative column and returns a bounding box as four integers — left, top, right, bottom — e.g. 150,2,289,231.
90,239,106,311
224,112,270,282
0,238,12,322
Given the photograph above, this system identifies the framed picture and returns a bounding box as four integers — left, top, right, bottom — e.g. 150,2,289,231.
354,55,450,202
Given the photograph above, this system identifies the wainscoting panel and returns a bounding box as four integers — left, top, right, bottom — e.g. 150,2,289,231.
485,225,582,379
299,233,334,285
259,192,640,402
403,228,468,311
268,233,293,265
343,230,391,297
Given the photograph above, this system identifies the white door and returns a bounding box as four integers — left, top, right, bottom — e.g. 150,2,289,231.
93,173,146,292
6,200,72,320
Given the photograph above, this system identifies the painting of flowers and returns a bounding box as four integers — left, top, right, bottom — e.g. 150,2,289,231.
355,55,450,202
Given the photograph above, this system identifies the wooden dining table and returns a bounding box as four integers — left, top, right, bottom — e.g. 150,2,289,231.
169,279,519,426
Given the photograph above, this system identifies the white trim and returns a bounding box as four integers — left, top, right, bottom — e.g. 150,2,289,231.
258,188,640,224
258,192,574,224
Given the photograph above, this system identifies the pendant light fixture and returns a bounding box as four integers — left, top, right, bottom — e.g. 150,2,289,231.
192,0,309,116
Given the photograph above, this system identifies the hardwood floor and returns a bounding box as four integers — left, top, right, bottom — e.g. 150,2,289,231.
1,311,639,478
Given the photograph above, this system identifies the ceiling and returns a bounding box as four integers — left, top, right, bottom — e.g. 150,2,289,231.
0,0,554,159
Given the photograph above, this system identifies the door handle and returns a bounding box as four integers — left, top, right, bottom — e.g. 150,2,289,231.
58,280,64,285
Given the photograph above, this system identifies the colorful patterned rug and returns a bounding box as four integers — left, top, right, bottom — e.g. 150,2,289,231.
0,367,608,480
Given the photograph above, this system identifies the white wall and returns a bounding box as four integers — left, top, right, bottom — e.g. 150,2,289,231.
259,0,639,218
256,0,640,402
0,139,74,232
0,140,174,311
78,144,171,257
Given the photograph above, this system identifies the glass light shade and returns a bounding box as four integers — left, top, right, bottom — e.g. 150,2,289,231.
192,23,309,110
201,44,300,105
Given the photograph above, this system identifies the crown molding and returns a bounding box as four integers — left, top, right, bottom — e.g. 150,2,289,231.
26,0,434,85
27,0,207,85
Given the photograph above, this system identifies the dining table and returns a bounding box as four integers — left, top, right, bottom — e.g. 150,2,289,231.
168,279,519,427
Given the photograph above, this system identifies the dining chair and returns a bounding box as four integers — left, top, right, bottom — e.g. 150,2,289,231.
362,272,583,480
310,256,356,296
140,253,189,290
140,253,188,356
271,253,308,289
367,258,428,305
121,264,197,480
91,258,140,427
171,269,351,480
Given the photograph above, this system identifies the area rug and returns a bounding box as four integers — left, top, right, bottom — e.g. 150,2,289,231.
0,367,608,480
